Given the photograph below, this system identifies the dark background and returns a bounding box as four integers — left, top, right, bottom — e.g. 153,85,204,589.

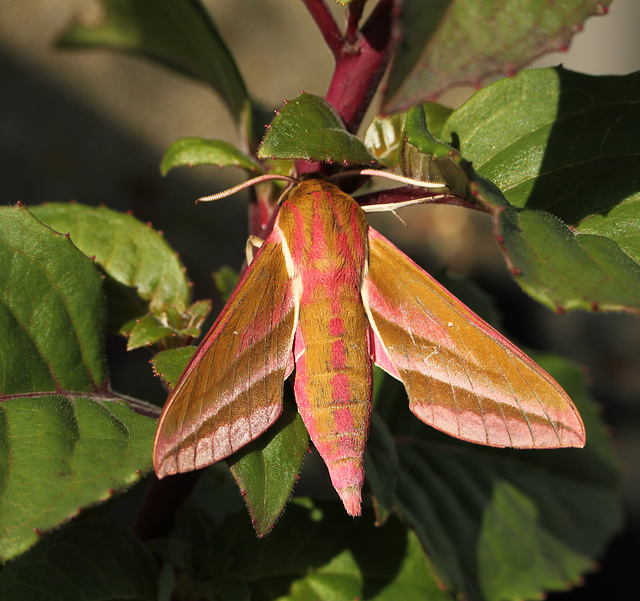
1,1,639,598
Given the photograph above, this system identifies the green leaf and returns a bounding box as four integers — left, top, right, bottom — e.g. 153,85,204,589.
444,67,640,270
0,206,106,392
0,206,157,562
152,346,196,388
377,354,621,601
403,72,640,313
403,104,469,197
58,0,249,127
258,93,378,165
0,520,158,600
383,0,613,112
33,203,191,316
364,412,399,525
172,499,454,601
500,207,640,313
228,386,309,536
444,68,640,232
213,265,239,304
0,395,156,563
465,150,640,314
127,314,176,350
161,137,264,175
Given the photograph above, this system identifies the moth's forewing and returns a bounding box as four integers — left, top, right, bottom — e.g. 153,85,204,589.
154,237,297,478
363,228,585,449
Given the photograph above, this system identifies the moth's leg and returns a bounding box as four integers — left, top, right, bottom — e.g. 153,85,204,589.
246,235,264,265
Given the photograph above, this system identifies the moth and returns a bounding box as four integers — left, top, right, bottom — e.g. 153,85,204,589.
153,177,585,516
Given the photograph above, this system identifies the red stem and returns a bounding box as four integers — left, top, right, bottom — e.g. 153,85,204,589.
302,0,343,56
325,0,398,134
345,0,366,44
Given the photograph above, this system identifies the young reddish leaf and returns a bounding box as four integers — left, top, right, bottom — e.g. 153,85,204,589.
154,179,585,523
383,0,614,111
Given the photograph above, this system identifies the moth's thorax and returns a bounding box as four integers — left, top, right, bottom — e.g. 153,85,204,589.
277,179,369,277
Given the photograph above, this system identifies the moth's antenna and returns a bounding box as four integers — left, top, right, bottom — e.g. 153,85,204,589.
197,174,298,203
357,169,448,189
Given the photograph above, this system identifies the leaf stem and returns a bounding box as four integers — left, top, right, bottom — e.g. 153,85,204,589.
325,0,398,133
302,0,344,57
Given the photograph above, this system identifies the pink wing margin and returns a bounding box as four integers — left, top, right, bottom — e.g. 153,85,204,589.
154,232,298,478
362,228,585,449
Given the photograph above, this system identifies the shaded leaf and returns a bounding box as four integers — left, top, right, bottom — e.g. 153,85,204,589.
471,166,640,314
213,265,239,304
364,411,398,525
384,0,613,112
0,520,157,600
258,93,377,165
171,499,453,601
228,386,309,536
161,137,263,175
58,0,249,126
375,354,621,601
0,206,157,561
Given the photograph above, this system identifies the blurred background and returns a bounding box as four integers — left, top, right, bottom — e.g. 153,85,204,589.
1,0,639,598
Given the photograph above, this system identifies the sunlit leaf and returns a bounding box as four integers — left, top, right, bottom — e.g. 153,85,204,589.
384,0,613,112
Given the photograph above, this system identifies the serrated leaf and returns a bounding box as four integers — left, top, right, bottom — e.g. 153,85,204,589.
228,386,309,536
173,499,454,601
58,0,249,126
383,0,613,112
0,520,158,600
161,137,264,175
0,206,157,561
152,346,196,387
127,314,176,350
378,354,621,601
0,206,107,392
469,161,640,314
32,203,191,316
443,69,640,235
0,395,156,562
258,93,377,165
500,208,640,313
404,78,640,313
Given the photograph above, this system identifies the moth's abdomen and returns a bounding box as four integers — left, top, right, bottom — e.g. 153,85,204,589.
293,281,372,516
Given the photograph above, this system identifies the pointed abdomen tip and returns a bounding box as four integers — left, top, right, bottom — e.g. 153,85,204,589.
340,488,362,517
